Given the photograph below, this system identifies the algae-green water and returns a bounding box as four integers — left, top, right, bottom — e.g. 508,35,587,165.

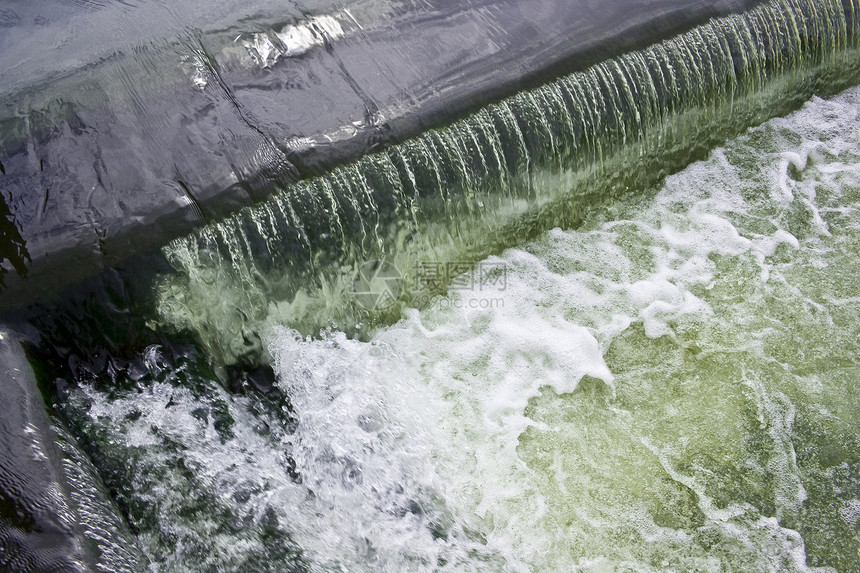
151,0,860,370
61,84,860,571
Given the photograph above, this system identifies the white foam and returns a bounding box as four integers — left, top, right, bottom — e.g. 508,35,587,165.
265,85,860,571
75,86,860,571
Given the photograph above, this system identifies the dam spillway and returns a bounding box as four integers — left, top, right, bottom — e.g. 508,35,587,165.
0,0,766,305
157,0,860,365
3,0,860,571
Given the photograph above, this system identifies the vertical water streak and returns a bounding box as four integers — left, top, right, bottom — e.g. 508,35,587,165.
157,0,860,364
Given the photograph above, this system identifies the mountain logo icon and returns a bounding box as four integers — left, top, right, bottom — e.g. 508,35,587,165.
351,259,403,311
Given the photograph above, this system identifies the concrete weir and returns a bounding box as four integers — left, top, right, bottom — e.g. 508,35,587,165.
0,0,760,307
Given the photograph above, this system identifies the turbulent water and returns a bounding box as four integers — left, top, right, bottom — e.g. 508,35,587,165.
152,0,860,367
15,0,859,569
60,84,860,571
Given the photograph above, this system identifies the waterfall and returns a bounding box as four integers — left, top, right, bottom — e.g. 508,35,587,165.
157,0,860,365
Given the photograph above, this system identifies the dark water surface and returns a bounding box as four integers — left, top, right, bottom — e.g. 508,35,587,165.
0,0,760,304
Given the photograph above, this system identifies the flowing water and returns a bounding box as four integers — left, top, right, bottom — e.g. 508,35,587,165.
15,0,860,570
153,0,860,366
61,84,860,571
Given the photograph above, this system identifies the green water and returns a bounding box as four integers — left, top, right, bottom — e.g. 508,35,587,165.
153,0,860,367
48,0,860,568
505,103,860,570
61,85,860,571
